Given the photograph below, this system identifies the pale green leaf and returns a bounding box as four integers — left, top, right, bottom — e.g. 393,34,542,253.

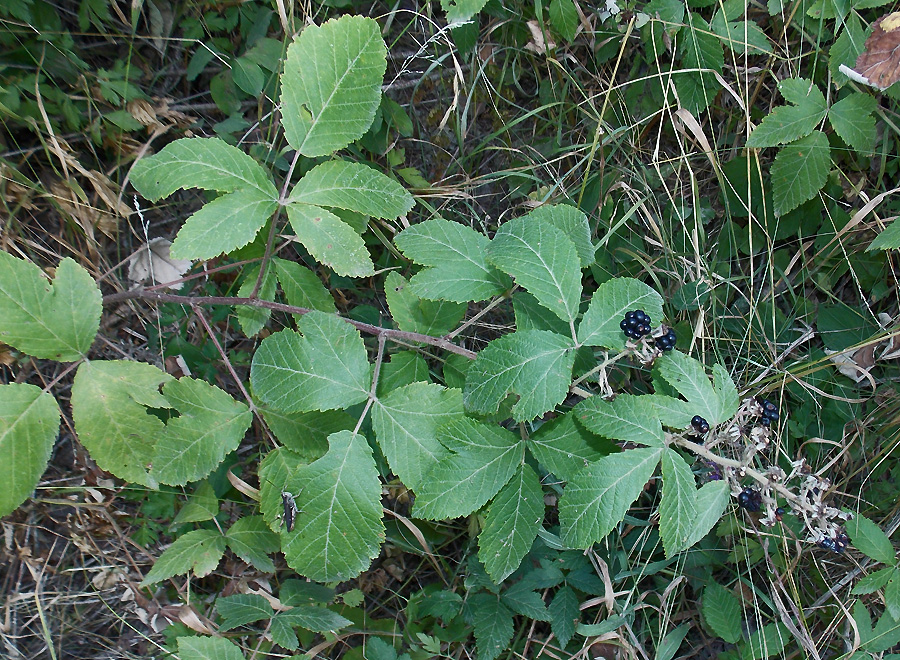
282,431,385,582
480,464,544,582
225,516,280,572
528,412,612,482
463,330,576,422
441,0,489,22
869,218,900,251
72,360,173,488
260,408,354,462
288,160,413,220
371,382,463,490
232,56,264,96
139,529,227,586
577,277,664,349
646,394,695,429
712,363,740,420
468,593,514,660
549,0,579,42
149,378,252,486
250,311,370,413
681,480,730,548
384,272,466,336
281,16,387,156
829,93,877,152
746,79,826,148
0,254,101,361
847,514,896,565
170,188,279,260
574,394,665,448
258,447,307,532
274,606,353,633
130,137,276,199
742,622,789,660
771,130,831,216
236,264,276,336
177,636,245,660
560,447,663,547
413,418,521,520
656,351,730,424
273,257,336,314
548,585,580,647
523,204,595,267
286,202,374,277
217,593,274,631
0,383,60,517
487,216,582,324
702,582,742,643
394,219,511,302
659,449,699,557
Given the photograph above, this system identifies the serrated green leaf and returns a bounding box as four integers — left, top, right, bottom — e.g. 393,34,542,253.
377,351,430,396
480,464,544,582
0,254,101,361
560,447,663,547
441,0,489,22
674,12,723,113
501,581,552,621
149,377,252,485
829,93,877,152
468,593,514,660
140,529,227,586
710,13,772,54
225,516,280,572
682,480,730,548
259,447,307,532
869,607,900,653
528,412,612,482
574,394,665,448
830,14,867,87
286,202,374,277
288,160,413,219
395,219,511,302
72,360,173,487
487,215,582,324
282,431,385,582
847,514,896,564
771,131,831,216
236,264,276,336
656,352,728,424
251,311,370,413
549,0,579,41
217,593,274,631
372,382,463,490
702,582,742,643
712,363,740,419
577,278,664,349
384,272,466,336
178,636,244,660
513,290,569,335
260,408,354,462
852,566,896,595
886,575,900,621
281,16,386,156
463,330,576,422
746,79,826,148
275,606,353,633
414,418,521,520
548,585,580,647
273,257,336,314
173,481,219,524
232,56,264,96
659,449,699,557
646,394,696,429
742,622,789,660
0,383,60,517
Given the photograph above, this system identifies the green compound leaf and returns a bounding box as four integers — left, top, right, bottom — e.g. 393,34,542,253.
851,566,895,595
659,448,699,557
574,394,665,448
682,480,730,548
525,204,595,267
273,257,336,314
217,593,274,631
281,16,387,157
372,382,464,490
528,411,613,482
702,582,742,644
479,463,544,583
560,447,663,547
463,330,576,423
288,160,414,220
177,635,244,660
384,272,467,336
394,219,512,302
72,360,173,488
501,581,551,621
282,431,385,583
828,93,877,153
577,277,664,349
0,383,60,517
225,516,280,572
675,12,724,113
468,593,514,660
746,79,827,148
770,130,831,216
251,311,370,413
286,202,374,278
487,215,582,325
259,408,354,462
549,585,580,648
847,514,896,565
549,0,579,42
0,254,101,361
139,529,227,586
413,418,522,520
655,351,736,424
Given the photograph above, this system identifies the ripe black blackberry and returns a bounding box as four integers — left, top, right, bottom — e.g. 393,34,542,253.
818,532,850,553
757,398,780,426
737,487,762,512
690,415,710,434
655,328,677,351
620,310,652,339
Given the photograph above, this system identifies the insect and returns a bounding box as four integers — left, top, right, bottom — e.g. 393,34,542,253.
281,490,301,532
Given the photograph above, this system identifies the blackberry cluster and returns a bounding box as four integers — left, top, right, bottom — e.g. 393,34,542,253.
818,531,850,553
737,487,762,512
691,415,710,434
655,328,677,352
620,310,652,339
757,398,779,427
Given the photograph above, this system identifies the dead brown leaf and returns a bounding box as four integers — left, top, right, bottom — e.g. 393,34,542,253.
844,12,900,90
